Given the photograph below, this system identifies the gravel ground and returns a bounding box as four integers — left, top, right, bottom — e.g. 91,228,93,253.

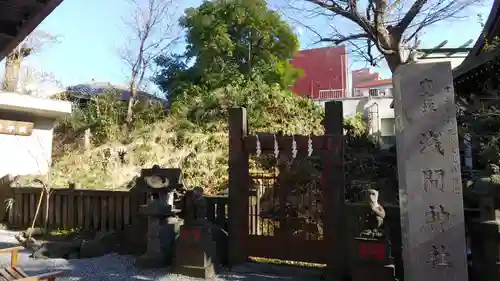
0,230,325,281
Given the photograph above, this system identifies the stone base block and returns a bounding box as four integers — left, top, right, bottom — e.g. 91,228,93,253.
351,263,395,281
175,242,215,267
173,264,215,279
135,253,166,268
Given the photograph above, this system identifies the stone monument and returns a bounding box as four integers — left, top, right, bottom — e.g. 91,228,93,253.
173,186,216,279
393,62,468,281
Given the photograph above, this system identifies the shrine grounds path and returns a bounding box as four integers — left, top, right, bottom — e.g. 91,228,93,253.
0,230,324,281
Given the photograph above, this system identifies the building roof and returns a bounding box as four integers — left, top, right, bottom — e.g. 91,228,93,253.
355,79,392,89
65,81,166,104
452,0,500,78
0,0,64,61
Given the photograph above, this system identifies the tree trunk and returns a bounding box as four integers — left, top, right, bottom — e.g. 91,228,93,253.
385,53,403,73
2,53,21,92
44,191,50,236
124,80,137,134
125,88,136,125
126,95,135,125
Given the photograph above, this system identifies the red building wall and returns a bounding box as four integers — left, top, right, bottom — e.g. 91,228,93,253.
290,46,348,99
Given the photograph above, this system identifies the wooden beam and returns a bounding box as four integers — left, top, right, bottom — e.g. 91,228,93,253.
0,0,64,61
0,20,19,38
0,0,47,9
419,40,448,59
0,33,14,40
242,135,334,156
417,47,471,54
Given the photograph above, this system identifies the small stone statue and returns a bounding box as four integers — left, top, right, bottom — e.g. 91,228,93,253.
181,186,207,226
192,186,207,224
469,164,500,196
464,164,500,217
360,189,386,238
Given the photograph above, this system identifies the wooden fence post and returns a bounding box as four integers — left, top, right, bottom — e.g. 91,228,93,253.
323,101,346,279
228,107,250,267
67,183,76,229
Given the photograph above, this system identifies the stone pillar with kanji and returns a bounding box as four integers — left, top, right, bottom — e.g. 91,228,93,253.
393,62,468,281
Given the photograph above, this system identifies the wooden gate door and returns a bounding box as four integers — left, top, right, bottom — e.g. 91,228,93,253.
246,165,328,264
228,101,346,277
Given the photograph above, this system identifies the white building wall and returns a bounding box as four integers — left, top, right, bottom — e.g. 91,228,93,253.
415,53,467,69
316,97,394,122
354,84,392,97
316,96,395,148
0,92,72,179
0,117,55,178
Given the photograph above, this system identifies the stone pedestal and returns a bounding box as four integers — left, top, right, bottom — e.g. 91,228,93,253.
160,216,183,265
136,200,176,268
173,225,216,279
479,221,500,280
467,196,500,281
352,237,395,281
470,219,500,281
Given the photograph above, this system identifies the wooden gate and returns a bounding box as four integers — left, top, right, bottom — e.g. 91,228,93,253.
228,101,346,277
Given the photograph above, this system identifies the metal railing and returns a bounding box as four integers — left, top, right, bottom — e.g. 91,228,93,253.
315,89,345,100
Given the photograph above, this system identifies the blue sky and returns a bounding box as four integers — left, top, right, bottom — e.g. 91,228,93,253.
19,0,495,90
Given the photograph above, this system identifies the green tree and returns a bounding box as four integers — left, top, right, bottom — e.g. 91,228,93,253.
154,0,302,102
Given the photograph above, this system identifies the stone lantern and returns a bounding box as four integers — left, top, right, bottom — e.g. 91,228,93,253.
135,165,184,206
135,165,184,268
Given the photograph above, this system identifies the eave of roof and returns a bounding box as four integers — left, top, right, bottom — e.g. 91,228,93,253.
0,91,71,118
452,0,500,78
355,79,392,88
0,0,64,61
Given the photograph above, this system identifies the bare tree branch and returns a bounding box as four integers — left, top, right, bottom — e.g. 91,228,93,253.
318,33,371,44
305,0,375,35
2,30,61,92
280,0,484,71
119,0,181,127
396,0,429,33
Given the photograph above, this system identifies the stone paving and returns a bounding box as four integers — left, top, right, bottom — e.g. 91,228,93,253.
0,230,324,281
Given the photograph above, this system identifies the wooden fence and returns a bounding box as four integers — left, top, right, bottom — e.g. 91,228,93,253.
7,187,228,232
8,187,491,280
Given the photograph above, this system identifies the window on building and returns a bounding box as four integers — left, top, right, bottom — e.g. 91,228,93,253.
369,88,379,97
380,118,395,136
377,88,393,96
